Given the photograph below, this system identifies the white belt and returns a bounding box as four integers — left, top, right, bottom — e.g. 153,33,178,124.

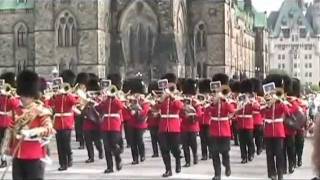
55,112,73,117
0,111,10,116
237,115,253,118
103,114,120,118
252,111,260,114
265,118,283,123
161,114,179,119
186,113,197,117
211,117,229,121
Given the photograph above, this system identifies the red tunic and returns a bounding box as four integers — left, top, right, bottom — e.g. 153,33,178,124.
261,101,289,138
253,96,264,126
181,99,201,132
0,95,20,128
206,99,235,138
284,97,301,136
236,101,260,130
96,97,124,132
158,97,184,133
49,94,79,130
11,103,54,160
198,105,210,126
127,102,151,129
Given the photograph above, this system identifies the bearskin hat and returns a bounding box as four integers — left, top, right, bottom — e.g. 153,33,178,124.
182,79,198,95
263,74,282,87
128,78,146,94
282,74,292,93
240,79,254,93
17,70,40,98
88,73,99,82
75,72,89,85
148,81,159,94
0,72,16,88
161,73,177,84
39,77,47,93
212,73,229,85
250,78,263,96
199,79,211,94
288,78,301,97
60,70,76,86
177,78,185,91
230,81,241,93
107,73,122,90
86,79,100,91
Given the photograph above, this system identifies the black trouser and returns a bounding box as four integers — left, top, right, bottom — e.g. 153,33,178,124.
130,128,145,162
283,135,296,172
56,130,72,167
239,129,255,160
149,127,159,156
265,138,284,178
232,121,239,145
12,158,44,180
84,130,103,160
102,131,122,170
199,125,211,158
159,132,181,172
211,137,231,177
0,127,6,160
75,115,84,146
295,133,304,162
182,132,198,164
124,121,131,147
254,125,264,154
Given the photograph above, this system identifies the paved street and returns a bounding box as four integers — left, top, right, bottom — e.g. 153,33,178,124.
0,133,315,180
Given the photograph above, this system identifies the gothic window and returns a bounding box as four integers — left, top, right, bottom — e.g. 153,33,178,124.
202,63,207,78
15,23,28,47
197,62,202,78
56,11,77,47
195,23,207,51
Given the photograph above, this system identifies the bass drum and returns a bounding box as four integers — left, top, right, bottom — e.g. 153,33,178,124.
284,110,307,130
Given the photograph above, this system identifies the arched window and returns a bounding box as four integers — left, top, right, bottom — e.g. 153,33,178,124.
15,23,28,47
56,11,77,47
202,63,207,78
195,22,207,51
197,62,202,78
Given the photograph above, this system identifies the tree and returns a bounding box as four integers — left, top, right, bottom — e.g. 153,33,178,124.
268,69,288,76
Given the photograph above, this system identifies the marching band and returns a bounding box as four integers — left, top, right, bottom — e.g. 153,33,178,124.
0,69,313,180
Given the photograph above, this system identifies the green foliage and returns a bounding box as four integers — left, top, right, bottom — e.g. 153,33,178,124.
268,69,288,76
310,84,320,92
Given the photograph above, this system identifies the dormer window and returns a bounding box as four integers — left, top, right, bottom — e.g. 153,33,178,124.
300,28,307,38
281,27,290,38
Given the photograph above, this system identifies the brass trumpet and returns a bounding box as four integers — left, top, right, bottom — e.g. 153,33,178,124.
0,83,16,97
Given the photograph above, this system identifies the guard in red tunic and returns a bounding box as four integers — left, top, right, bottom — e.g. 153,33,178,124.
0,72,20,168
5,70,55,180
250,78,265,155
284,78,304,174
74,72,90,149
230,80,241,146
147,81,161,158
198,79,212,160
82,79,103,163
261,74,291,180
180,79,201,167
95,86,124,173
206,73,235,180
126,78,150,165
236,79,259,163
49,73,80,171
158,73,184,177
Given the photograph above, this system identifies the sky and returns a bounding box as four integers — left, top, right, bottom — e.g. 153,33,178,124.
252,0,313,14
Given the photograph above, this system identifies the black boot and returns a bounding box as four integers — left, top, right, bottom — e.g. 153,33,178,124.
297,157,302,167
225,166,231,177
78,141,85,150
140,156,145,162
104,168,114,174
183,162,190,167
99,151,104,159
176,158,181,173
241,158,247,164
212,175,221,180
289,166,295,174
162,170,172,177
248,155,254,162
67,155,73,167
85,158,94,163
116,160,122,171
201,155,208,160
58,165,68,171
0,160,7,168
152,153,159,158
193,155,198,165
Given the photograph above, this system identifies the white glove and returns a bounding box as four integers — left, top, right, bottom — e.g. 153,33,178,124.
20,129,37,139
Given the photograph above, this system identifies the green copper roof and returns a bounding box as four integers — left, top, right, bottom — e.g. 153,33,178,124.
0,0,34,10
268,0,314,37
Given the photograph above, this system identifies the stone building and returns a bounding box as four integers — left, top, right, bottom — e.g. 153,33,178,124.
0,0,268,81
268,0,320,85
